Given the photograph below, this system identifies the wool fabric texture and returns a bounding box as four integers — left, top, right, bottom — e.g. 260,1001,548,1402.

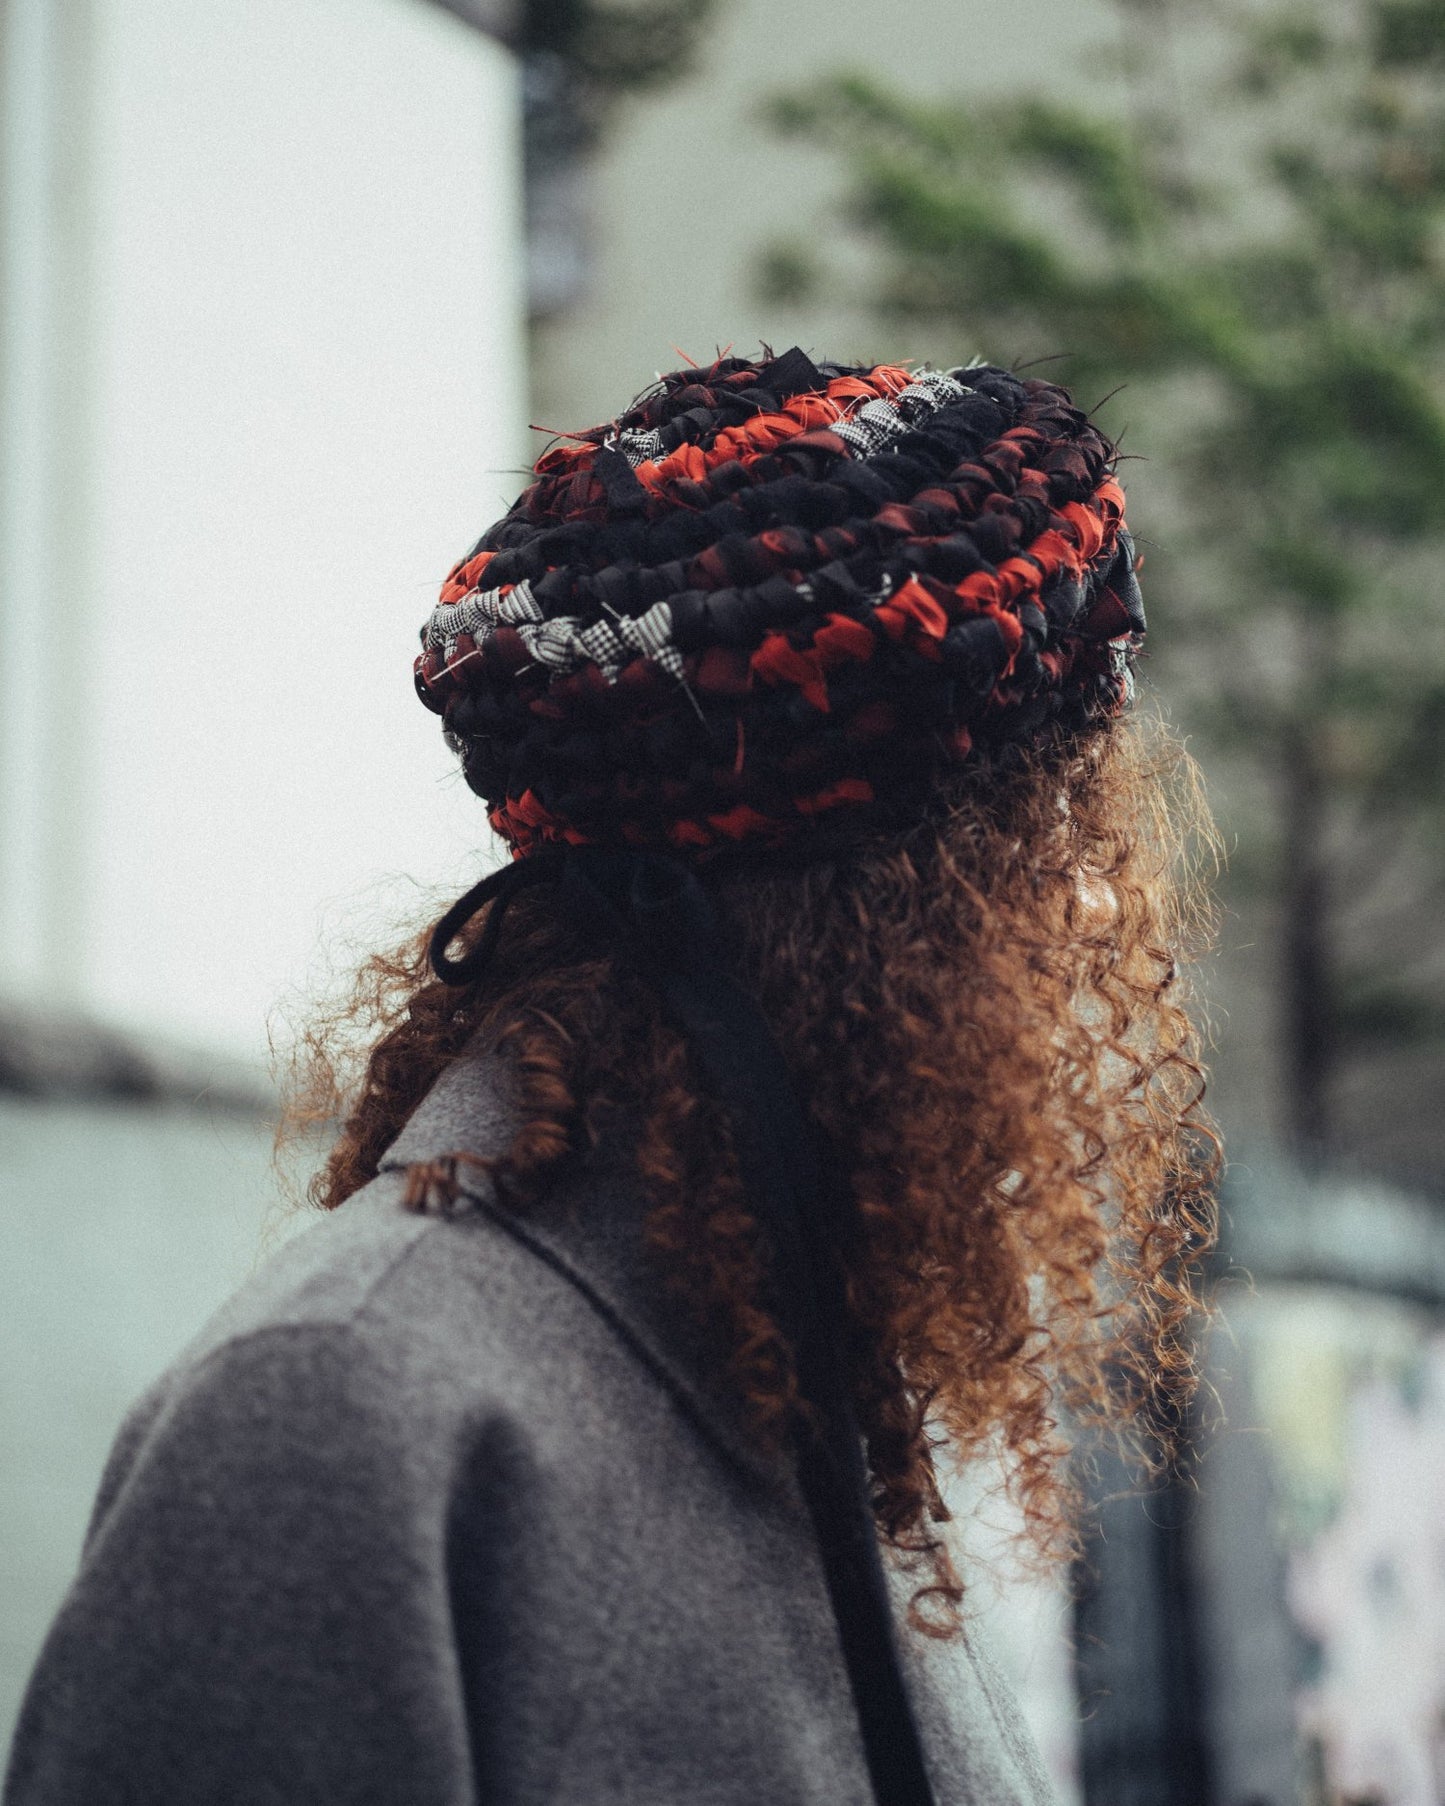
3,1051,1058,1806
416,348,1144,858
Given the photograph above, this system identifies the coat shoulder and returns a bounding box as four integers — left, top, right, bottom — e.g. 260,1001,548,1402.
163,1168,594,1403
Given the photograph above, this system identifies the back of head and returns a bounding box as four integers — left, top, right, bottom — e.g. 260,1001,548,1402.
302,348,1217,1627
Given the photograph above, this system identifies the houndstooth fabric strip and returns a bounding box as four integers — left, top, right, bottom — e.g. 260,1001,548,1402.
425,578,545,654
422,588,686,686
609,426,665,467
516,601,684,682
829,370,972,457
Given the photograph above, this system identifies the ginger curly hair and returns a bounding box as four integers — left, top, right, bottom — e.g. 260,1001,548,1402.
284,706,1218,1636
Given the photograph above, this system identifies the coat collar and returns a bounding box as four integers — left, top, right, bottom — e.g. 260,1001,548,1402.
376,1044,790,1492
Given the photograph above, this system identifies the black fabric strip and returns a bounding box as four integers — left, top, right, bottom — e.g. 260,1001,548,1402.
593,446,649,512
758,344,827,399
430,850,938,1806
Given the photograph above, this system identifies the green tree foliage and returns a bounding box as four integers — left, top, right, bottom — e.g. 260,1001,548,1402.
760,0,1445,1169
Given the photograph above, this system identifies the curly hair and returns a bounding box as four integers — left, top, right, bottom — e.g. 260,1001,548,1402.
283,706,1219,1636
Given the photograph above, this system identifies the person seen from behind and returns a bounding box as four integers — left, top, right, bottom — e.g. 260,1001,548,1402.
5,347,1218,1806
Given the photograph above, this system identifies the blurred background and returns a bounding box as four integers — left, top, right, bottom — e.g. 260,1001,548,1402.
2,1,1443,1800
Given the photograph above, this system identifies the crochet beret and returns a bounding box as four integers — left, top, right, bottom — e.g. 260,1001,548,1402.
415,348,1144,859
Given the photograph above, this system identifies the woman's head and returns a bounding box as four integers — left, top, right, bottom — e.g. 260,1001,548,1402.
293,349,1218,1630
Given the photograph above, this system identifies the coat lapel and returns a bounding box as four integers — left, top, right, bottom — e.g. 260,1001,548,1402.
377,1046,791,1492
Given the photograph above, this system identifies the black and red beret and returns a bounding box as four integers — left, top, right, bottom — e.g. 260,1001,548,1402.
416,347,1143,859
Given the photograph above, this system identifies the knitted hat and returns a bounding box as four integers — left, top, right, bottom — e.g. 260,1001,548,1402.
415,348,1143,860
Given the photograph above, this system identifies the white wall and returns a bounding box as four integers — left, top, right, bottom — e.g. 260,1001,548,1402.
1,0,525,1063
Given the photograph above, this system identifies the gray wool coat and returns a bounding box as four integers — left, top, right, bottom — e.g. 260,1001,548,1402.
4,1049,1059,1806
